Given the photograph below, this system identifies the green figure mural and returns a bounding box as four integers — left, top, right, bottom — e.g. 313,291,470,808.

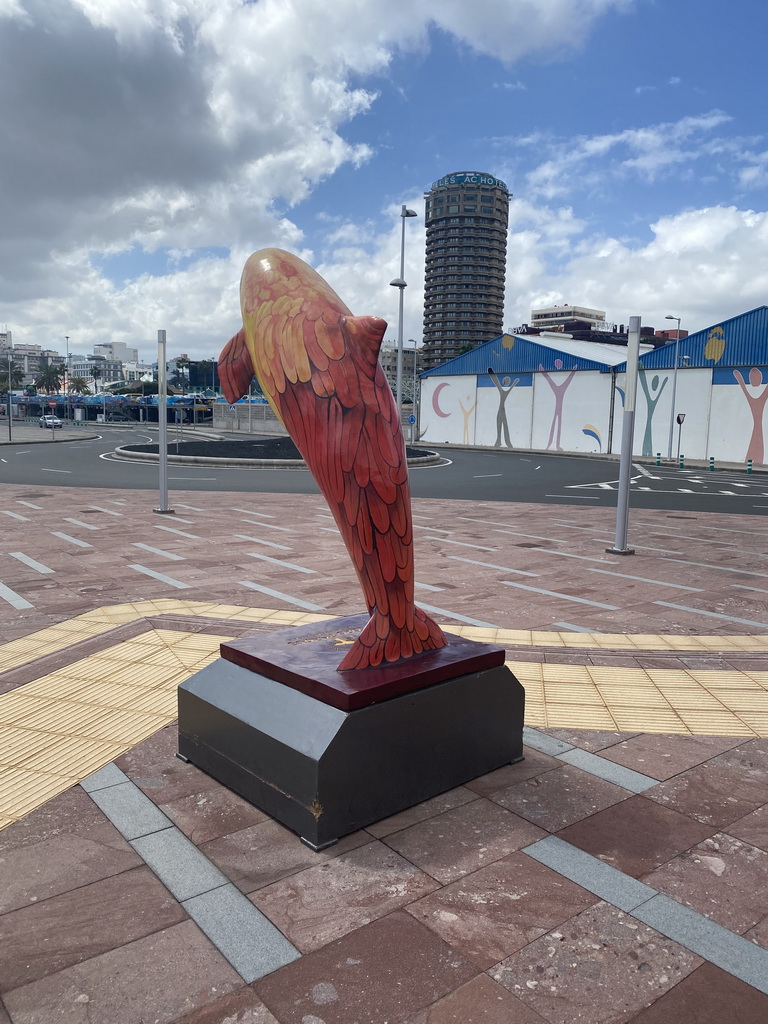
638,367,669,457
488,367,519,447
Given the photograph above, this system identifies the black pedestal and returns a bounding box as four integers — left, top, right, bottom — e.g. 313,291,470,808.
177,620,525,850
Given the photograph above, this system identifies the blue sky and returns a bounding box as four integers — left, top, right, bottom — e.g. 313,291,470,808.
1,0,767,362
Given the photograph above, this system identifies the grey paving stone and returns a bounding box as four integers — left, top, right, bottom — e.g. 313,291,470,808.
556,747,658,793
522,726,574,756
633,894,768,995
183,883,300,982
131,826,229,902
87,781,173,840
79,762,130,793
523,835,657,912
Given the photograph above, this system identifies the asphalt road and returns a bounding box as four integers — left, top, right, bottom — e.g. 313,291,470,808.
1,427,767,513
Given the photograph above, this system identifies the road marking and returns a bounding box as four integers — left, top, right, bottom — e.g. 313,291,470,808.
720,490,736,495
246,552,317,574
231,508,275,518
13,450,32,455
0,581,33,609
544,494,600,500
40,468,71,473
633,463,657,478
168,477,218,481
234,534,292,551
416,601,498,628
473,473,503,478
425,537,496,551
153,525,200,539
127,564,191,589
448,555,539,577
732,584,768,594
161,515,194,524
1,511,30,521
661,557,768,578
678,488,694,493
495,530,568,544
587,567,703,591
132,543,185,561
174,503,203,511
238,581,324,611
411,514,433,520
500,580,619,610
16,501,42,509
412,524,451,533
654,600,768,629
414,581,445,592
63,518,101,530
89,505,123,516
617,544,683,555
109,500,128,505
9,552,54,574
530,548,618,564
458,516,520,528
240,519,291,531
50,531,93,548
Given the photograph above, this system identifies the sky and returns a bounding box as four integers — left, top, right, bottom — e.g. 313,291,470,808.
2,0,767,363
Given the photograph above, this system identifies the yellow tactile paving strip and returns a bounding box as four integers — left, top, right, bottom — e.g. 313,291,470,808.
2,598,768,830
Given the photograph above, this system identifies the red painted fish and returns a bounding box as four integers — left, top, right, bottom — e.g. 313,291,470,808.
219,248,446,670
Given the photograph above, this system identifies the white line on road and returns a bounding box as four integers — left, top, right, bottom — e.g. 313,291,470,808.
654,600,768,629
1,511,30,521
473,474,503,478
132,543,185,561
175,504,204,511
153,525,200,539
412,525,451,533
240,519,291,531
458,516,520,528
414,581,445,592
448,555,539,577
9,552,54,574
89,505,123,516
661,557,767,578
128,564,191,589
587,567,703,591
494,530,568,544
544,495,600,500
168,477,218,481
16,501,42,509
14,451,32,455
246,552,317,574
234,534,292,551
231,508,275,518
238,580,325,611
50,531,93,548
425,536,496,551
416,601,499,628
500,580,619,610
63,518,101,531
40,468,71,473
0,581,33,609
530,548,618,564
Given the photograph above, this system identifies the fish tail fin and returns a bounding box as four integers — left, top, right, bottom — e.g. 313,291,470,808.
337,607,447,671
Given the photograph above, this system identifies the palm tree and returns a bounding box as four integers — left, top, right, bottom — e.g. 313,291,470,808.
67,376,92,395
0,360,25,392
35,361,65,394
90,365,102,390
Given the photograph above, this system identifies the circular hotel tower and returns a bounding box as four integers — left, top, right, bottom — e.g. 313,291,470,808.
422,171,510,370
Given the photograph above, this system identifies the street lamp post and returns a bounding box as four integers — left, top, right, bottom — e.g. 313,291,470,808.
389,205,418,428
65,335,70,426
665,315,682,460
6,338,12,443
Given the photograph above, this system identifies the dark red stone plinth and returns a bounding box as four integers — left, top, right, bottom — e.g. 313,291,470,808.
220,613,505,711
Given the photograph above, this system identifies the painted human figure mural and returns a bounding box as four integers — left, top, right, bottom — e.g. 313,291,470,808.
638,367,668,457
458,394,478,445
488,367,519,447
733,368,768,464
539,360,576,451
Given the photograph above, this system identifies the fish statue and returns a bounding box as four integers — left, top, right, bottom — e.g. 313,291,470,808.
218,248,447,671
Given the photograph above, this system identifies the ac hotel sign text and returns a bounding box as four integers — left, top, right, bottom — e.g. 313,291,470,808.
430,172,508,192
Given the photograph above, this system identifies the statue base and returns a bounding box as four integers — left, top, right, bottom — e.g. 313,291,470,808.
177,615,525,849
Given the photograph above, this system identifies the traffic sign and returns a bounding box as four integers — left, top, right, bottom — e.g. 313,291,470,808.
48,400,57,408
408,414,416,424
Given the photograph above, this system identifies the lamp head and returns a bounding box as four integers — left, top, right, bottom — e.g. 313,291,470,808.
664,315,679,321
390,278,406,288
402,207,418,218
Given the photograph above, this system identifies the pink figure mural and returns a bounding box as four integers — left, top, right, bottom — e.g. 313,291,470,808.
458,393,477,444
734,368,768,464
539,359,576,451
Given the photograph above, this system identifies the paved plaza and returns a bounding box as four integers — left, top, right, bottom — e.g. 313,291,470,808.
2,480,768,1022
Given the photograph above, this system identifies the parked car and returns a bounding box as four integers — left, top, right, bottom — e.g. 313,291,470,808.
39,415,62,429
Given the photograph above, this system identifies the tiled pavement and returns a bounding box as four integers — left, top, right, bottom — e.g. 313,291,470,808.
3,483,768,1021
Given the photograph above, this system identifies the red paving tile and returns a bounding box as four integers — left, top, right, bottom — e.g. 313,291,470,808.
625,962,768,1023
555,796,717,878
397,974,549,1024
491,902,703,1024
254,911,479,1024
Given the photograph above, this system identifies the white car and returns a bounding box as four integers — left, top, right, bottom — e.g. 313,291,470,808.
39,415,62,429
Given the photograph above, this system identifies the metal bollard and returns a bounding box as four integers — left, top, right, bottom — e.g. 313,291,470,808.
656,452,661,466
679,454,685,469
709,457,715,472
748,459,753,474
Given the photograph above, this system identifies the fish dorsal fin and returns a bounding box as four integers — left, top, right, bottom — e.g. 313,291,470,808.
342,316,387,360
218,328,253,403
